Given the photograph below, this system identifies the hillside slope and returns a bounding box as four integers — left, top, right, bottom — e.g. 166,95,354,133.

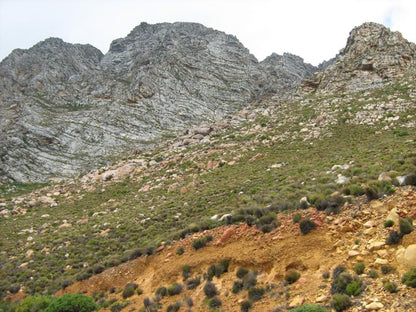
0,22,315,183
1,22,416,312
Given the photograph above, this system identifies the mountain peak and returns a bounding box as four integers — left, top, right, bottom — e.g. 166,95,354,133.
303,22,416,93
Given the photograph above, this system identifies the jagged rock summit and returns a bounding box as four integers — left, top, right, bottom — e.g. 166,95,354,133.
0,22,316,183
303,22,416,93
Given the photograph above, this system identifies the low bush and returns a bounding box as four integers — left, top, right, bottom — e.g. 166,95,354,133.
382,279,398,293
182,264,191,280
203,282,218,298
285,270,301,284
331,272,353,294
299,219,316,235
353,263,365,275
332,265,346,279
15,295,52,312
45,294,99,312
92,264,105,275
380,265,395,275
240,300,252,312
243,272,257,289
208,297,222,309
167,283,183,296
184,276,200,290
122,283,138,299
248,287,265,302
155,286,167,297
345,280,362,296
207,259,230,280
292,213,302,224
386,230,401,245
290,304,329,312
166,302,181,312
236,267,249,279
232,280,244,294
384,220,394,228
176,246,184,255
401,268,416,288
331,294,351,312
109,301,130,312
192,235,212,250
60,279,73,290
367,270,379,279
399,218,413,235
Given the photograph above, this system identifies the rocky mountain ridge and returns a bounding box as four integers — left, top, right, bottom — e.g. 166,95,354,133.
302,22,416,94
0,22,317,184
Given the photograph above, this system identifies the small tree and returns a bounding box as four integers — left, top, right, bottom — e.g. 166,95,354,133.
45,294,99,312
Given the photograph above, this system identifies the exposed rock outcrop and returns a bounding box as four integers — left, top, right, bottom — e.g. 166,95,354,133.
302,22,416,93
0,22,316,183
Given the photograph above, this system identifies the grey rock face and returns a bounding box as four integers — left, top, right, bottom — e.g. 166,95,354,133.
259,52,316,95
0,22,317,183
303,22,416,94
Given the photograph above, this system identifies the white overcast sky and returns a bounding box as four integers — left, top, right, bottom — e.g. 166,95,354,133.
0,0,415,65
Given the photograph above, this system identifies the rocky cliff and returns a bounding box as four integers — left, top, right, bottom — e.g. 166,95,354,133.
0,22,316,183
302,22,416,93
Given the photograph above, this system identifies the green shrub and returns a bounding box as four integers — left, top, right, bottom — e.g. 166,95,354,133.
166,302,181,312
45,294,99,312
92,264,105,275
208,297,222,309
236,267,249,279
248,287,265,302
367,270,379,279
176,246,184,255
109,301,130,312
61,279,73,290
381,265,395,275
285,270,301,284
182,264,191,280
331,294,351,312
76,272,92,281
299,219,316,235
353,263,365,275
207,259,230,280
345,281,362,296
401,268,416,288
192,236,212,250
382,279,398,293
331,272,353,294
122,286,135,299
232,280,244,294
399,218,413,235
332,265,346,279
386,230,401,245
185,276,201,290
240,300,252,312
155,286,167,297
292,213,302,224
15,295,52,312
365,185,380,201
243,272,257,289
167,283,183,296
384,220,394,228
290,304,329,312
348,184,365,196
203,282,218,298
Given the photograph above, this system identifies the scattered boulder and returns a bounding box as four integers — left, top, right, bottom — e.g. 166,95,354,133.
396,244,416,271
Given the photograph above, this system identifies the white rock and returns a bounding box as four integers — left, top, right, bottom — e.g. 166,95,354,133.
365,301,384,310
